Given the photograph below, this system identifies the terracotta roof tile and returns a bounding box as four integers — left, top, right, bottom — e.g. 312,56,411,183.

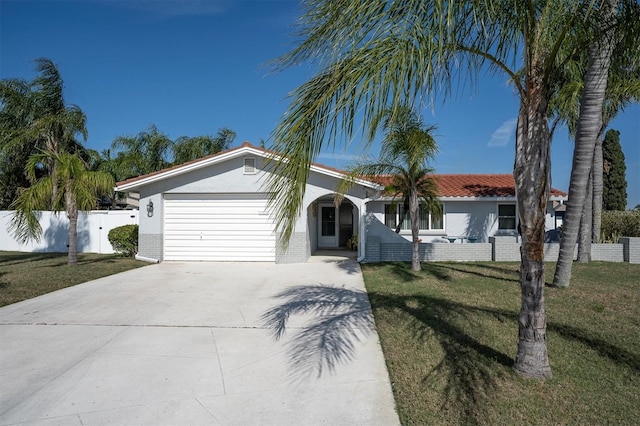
373,174,567,198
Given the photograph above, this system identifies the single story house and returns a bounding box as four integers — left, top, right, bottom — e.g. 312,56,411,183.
114,142,567,263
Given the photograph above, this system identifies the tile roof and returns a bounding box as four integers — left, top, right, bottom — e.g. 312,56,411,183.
373,174,567,198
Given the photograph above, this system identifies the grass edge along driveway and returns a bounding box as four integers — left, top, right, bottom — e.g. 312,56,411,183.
361,261,640,425
0,252,147,307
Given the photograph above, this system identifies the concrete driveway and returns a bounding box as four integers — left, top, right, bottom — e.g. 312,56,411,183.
0,256,399,425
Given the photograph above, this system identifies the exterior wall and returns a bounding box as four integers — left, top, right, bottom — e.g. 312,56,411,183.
138,233,162,260
591,244,624,262
276,232,310,263
490,237,625,262
490,236,522,261
0,210,139,254
444,201,498,242
367,199,559,244
362,213,491,262
376,243,492,262
366,237,382,263
363,212,411,244
365,225,634,264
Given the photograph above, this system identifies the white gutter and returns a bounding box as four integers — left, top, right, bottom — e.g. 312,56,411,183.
135,254,160,263
357,198,372,262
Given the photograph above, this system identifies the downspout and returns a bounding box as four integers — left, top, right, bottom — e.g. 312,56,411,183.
357,198,372,262
135,254,160,263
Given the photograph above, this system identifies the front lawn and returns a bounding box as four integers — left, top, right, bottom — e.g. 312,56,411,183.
0,252,147,307
362,262,640,425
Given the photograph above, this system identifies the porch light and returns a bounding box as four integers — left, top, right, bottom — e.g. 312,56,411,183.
147,200,154,217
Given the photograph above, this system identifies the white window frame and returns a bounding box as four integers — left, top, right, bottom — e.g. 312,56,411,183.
497,204,517,231
384,203,445,232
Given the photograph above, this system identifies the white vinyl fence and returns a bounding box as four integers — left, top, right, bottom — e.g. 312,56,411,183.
0,210,139,254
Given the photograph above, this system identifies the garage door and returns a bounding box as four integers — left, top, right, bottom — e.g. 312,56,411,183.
164,193,276,261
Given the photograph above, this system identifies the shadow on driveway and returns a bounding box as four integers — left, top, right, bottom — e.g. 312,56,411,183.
261,285,374,381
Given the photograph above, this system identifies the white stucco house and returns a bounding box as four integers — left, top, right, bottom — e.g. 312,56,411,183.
114,142,568,263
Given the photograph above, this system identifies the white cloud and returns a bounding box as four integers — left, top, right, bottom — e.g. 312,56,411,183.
488,118,517,147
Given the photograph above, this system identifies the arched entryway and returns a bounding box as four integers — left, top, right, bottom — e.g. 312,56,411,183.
307,195,359,255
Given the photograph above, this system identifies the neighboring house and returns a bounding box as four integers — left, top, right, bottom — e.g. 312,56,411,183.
114,142,568,263
554,201,566,229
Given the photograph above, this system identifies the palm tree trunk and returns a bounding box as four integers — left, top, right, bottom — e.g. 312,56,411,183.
46,135,59,207
409,187,421,272
66,190,78,266
395,200,409,234
553,1,617,287
577,166,593,262
592,138,604,242
512,90,552,379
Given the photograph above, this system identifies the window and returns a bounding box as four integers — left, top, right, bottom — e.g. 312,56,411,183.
321,206,336,236
386,203,444,231
385,204,397,228
244,157,256,174
498,204,517,230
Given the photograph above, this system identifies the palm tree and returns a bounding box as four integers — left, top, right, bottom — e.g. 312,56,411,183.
265,0,637,379
9,150,115,266
552,0,623,287
549,10,640,269
0,79,34,207
337,108,441,272
0,58,88,207
111,124,173,178
172,128,236,165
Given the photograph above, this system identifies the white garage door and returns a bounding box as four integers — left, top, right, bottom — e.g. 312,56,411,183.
164,193,276,261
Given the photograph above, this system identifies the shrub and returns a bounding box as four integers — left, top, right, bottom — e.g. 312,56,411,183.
108,224,139,256
600,210,640,242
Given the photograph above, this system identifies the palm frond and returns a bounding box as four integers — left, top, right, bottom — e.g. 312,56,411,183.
265,0,541,244
9,177,53,243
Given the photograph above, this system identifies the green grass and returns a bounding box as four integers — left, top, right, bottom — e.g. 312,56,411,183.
0,251,147,307
361,262,640,425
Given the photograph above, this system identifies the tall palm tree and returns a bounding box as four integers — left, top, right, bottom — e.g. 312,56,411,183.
172,128,236,165
337,108,441,272
0,58,88,207
549,10,640,268
9,150,115,266
265,0,636,379
552,0,622,287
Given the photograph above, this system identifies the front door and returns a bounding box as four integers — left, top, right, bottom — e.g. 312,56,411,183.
318,203,338,248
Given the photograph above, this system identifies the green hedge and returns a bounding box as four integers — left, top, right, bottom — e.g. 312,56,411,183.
108,224,139,257
600,210,640,242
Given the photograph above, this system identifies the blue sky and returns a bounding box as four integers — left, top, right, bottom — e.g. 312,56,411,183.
1,0,639,208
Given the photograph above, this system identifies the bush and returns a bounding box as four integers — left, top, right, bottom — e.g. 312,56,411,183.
600,210,640,242
108,224,139,257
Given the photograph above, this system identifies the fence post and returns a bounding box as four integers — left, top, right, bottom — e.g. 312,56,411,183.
619,237,640,264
